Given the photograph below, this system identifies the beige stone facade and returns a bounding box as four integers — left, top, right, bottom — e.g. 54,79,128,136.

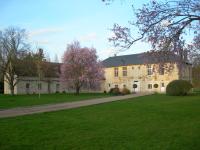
103,63,192,93
4,53,192,94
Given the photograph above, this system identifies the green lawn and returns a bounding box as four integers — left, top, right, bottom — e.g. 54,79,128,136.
0,93,110,109
0,94,200,150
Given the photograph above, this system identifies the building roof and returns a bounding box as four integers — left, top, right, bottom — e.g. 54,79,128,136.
15,61,61,78
102,52,191,68
102,53,145,67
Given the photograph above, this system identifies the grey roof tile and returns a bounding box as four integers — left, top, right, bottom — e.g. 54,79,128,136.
102,53,146,67
102,53,190,67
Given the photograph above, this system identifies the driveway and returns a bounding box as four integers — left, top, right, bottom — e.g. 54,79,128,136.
0,92,152,118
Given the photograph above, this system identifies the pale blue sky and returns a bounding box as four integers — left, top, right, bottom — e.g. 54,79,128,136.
0,0,152,61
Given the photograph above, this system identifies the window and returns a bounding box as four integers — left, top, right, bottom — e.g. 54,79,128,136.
123,84,126,88
115,85,118,88
26,83,30,94
147,65,153,75
148,84,152,89
114,67,118,77
38,83,42,90
26,83,30,89
122,67,127,76
159,64,165,75
108,84,111,87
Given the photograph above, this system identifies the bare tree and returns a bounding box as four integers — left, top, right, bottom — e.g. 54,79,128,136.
0,27,29,95
104,0,200,51
103,0,200,76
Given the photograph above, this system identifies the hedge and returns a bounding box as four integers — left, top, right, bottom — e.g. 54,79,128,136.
166,80,193,96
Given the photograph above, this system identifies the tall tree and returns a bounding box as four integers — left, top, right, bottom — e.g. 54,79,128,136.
60,41,104,94
106,0,200,50
0,27,29,95
34,48,45,98
104,0,200,74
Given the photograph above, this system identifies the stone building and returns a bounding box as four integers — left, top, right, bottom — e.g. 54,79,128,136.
102,53,192,93
4,62,102,94
4,62,62,94
4,52,192,94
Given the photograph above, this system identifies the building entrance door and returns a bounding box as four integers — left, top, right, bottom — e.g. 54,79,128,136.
133,81,140,93
160,82,165,92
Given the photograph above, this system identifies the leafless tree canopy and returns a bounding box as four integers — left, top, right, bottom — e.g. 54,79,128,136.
105,0,200,61
0,27,29,95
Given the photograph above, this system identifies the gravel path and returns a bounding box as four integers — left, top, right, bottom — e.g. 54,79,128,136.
0,92,152,118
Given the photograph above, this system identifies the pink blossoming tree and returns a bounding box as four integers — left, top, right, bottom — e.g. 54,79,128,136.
60,41,104,94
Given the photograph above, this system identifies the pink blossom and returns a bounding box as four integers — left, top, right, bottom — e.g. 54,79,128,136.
60,41,104,94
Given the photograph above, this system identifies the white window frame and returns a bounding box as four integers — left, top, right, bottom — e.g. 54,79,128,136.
122,67,127,76
159,64,165,75
147,65,153,75
114,67,118,77
148,84,152,89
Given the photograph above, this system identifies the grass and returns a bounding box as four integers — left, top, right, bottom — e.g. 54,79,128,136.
0,93,110,109
193,88,200,93
0,94,200,150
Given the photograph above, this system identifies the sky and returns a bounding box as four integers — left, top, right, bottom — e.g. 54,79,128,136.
0,0,152,62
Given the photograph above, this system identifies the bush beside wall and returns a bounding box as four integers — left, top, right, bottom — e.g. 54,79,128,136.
166,80,193,96
109,87,131,96
109,88,121,95
121,88,131,95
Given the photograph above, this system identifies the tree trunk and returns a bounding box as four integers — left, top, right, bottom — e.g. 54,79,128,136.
75,87,80,95
10,85,14,96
